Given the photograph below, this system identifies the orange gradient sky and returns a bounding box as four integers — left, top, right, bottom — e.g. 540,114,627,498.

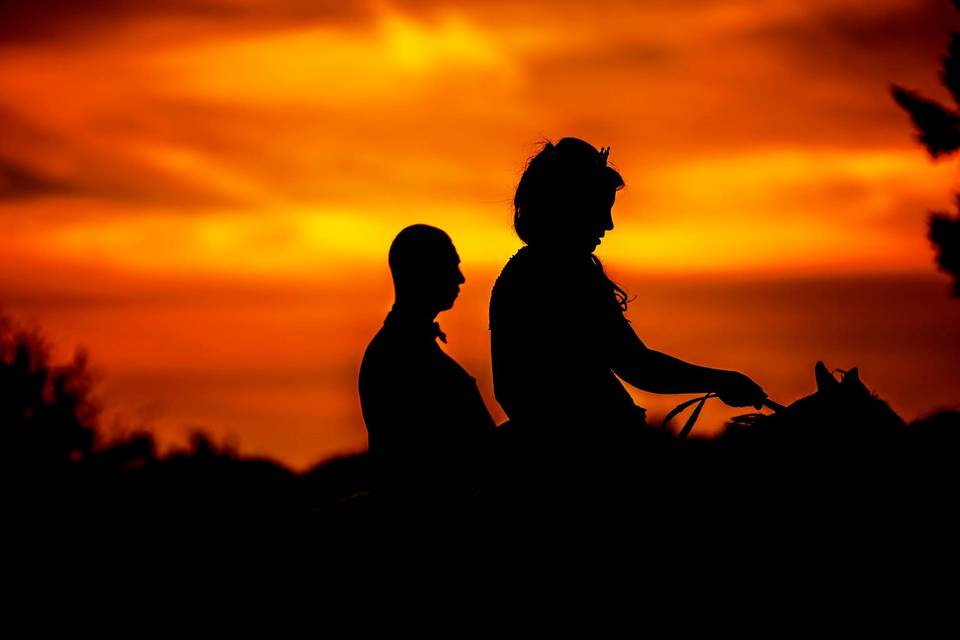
2,0,959,468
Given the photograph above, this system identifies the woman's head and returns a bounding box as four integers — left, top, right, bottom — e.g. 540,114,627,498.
513,137,624,252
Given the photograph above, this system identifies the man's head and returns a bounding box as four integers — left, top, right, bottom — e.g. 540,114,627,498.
388,224,465,314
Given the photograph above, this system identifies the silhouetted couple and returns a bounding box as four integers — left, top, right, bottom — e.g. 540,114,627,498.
359,137,766,505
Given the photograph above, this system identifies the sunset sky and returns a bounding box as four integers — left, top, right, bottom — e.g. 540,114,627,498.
2,0,959,468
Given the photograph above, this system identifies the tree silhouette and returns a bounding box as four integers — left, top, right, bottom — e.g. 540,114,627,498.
0,311,98,470
891,0,960,296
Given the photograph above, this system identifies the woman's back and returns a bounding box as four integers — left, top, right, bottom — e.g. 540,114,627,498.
489,245,642,441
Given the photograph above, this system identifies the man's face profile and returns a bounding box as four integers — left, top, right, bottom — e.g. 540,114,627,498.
389,225,466,314
435,247,465,311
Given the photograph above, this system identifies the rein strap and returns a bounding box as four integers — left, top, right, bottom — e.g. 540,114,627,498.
660,392,717,439
659,395,784,438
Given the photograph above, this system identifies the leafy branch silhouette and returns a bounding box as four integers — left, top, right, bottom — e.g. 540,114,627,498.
891,0,960,296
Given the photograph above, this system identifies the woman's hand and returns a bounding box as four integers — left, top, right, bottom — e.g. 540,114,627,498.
714,370,766,410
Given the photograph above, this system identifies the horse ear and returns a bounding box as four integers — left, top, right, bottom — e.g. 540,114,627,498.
842,367,865,390
815,361,839,392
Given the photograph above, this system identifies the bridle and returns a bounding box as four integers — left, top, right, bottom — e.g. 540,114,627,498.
660,394,786,439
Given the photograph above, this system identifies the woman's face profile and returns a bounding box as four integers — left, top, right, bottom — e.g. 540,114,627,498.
561,189,615,253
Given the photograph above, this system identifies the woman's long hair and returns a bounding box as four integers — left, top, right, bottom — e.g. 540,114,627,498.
513,137,631,311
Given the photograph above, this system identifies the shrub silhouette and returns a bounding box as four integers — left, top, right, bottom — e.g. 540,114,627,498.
0,310,371,523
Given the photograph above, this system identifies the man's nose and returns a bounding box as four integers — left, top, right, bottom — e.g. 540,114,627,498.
457,267,466,284
603,210,614,231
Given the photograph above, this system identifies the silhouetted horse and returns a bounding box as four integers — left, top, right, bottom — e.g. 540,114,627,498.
676,361,957,541
482,361,958,541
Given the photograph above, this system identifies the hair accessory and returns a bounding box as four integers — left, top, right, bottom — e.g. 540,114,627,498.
598,146,610,166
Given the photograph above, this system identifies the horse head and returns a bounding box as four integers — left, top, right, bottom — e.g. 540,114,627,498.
723,361,905,448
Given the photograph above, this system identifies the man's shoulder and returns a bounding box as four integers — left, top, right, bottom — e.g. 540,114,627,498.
362,323,404,357
359,327,400,379
360,324,437,379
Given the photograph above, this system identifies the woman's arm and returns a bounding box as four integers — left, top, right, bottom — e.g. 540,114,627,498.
608,319,766,408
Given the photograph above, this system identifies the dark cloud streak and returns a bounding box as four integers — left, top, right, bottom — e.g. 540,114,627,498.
0,158,75,200
0,105,245,208
744,0,960,81
0,0,373,44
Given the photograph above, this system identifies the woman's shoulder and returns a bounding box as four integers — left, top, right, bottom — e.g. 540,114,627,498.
499,246,619,294
494,245,586,281
489,247,605,327
491,248,544,329
497,245,536,273
492,246,570,295
492,247,534,294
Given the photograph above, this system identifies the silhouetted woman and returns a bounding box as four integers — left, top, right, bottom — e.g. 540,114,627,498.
489,138,766,458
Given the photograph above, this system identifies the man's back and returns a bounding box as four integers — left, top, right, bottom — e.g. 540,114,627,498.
359,308,495,501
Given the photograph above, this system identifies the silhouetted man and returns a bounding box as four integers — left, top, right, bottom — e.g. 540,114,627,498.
358,225,495,505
